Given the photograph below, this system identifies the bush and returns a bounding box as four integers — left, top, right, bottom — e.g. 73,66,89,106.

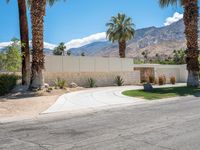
148,75,155,83
0,74,18,96
54,78,66,89
87,78,96,88
114,75,124,86
158,75,166,85
170,76,176,85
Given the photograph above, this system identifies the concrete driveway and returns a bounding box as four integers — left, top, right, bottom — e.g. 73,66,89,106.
43,84,186,114
43,86,145,114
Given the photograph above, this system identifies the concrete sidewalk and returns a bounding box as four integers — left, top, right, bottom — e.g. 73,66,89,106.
42,83,186,114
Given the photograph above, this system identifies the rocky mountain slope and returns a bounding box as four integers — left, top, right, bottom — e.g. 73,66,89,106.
70,19,191,58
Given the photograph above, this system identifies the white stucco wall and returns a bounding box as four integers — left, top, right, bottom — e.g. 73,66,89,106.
45,56,134,72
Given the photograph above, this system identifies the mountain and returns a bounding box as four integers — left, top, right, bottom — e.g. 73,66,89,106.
69,19,188,58
0,19,196,58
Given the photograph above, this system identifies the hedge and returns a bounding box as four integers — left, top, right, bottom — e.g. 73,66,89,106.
0,74,19,96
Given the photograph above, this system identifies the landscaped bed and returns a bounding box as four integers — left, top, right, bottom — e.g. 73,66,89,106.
122,86,200,100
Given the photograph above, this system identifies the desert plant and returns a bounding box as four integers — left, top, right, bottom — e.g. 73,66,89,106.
158,75,166,86
54,78,66,89
115,75,124,86
148,75,155,83
170,76,176,85
87,78,96,88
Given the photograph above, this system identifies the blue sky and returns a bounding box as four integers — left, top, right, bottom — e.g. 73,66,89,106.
0,0,183,45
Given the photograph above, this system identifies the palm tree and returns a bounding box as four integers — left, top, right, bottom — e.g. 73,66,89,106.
53,42,66,55
7,0,30,85
29,0,63,89
106,13,135,58
159,0,199,87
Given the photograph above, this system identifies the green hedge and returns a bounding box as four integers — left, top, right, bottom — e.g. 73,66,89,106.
0,74,19,96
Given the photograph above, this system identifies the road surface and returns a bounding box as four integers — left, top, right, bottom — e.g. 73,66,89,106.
0,96,200,150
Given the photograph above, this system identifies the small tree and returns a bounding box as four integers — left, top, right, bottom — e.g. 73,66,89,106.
81,52,85,56
172,49,186,64
0,53,6,71
142,50,149,63
53,42,66,55
67,50,71,56
3,40,22,72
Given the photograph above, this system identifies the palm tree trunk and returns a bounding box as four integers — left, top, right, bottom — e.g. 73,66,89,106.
184,0,199,87
17,0,30,85
118,40,126,58
29,0,46,89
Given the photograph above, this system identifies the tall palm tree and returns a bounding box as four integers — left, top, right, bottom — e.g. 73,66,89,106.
7,0,30,85
106,13,135,58
29,0,63,89
159,0,199,87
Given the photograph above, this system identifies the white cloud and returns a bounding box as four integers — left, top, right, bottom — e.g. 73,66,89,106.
65,32,106,50
43,42,57,50
0,42,12,49
0,32,107,51
0,41,57,50
164,12,183,26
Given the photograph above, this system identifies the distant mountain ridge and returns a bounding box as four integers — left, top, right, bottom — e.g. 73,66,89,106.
0,19,196,58
69,19,189,58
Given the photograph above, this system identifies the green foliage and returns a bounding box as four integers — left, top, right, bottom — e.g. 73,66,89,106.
0,53,6,71
81,52,85,56
134,59,144,64
87,78,96,88
54,78,66,89
114,75,124,86
67,50,71,56
137,49,186,65
141,50,150,63
0,74,19,96
106,13,135,43
53,42,66,55
172,49,186,64
0,39,22,72
122,86,200,100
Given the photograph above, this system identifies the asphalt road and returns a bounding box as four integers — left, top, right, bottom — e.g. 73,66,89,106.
1,97,200,150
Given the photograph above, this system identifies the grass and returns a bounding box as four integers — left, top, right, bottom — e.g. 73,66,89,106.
122,86,200,100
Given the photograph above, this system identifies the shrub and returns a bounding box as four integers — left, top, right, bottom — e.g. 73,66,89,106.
114,75,124,86
170,76,176,85
158,75,166,85
0,74,18,96
54,78,66,89
148,75,155,83
87,78,96,88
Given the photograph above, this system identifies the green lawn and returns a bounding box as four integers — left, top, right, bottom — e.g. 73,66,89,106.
122,86,200,100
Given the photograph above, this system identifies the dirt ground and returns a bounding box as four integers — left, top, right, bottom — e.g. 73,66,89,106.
0,87,85,121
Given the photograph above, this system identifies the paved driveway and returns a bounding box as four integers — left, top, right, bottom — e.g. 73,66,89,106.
43,86,145,114
43,84,186,114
